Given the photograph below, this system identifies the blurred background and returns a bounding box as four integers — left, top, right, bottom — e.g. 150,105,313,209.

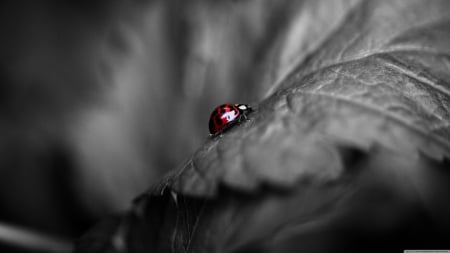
0,0,303,251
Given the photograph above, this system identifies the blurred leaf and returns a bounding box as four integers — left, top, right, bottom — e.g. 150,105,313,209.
76,0,450,252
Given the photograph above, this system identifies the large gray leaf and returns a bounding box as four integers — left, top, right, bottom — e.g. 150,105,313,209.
157,0,450,196
75,0,450,252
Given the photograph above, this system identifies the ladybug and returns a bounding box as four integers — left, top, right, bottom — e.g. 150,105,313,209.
209,104,253,135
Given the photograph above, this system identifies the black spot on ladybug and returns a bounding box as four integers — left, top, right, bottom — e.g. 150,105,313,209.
215,114,222,126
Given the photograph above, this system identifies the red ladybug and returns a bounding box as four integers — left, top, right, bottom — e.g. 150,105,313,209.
209,104,253,135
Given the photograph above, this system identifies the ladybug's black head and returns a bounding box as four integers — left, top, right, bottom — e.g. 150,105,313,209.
235,104,251,112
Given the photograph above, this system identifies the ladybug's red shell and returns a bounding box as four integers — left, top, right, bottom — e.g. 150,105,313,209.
209,104,241,135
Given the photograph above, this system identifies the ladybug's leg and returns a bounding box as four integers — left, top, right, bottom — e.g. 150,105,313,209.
240,112,251,121
211,130,224,138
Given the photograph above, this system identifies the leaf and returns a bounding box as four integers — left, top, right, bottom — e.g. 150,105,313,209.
157,1,450,196
76,0,450,252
